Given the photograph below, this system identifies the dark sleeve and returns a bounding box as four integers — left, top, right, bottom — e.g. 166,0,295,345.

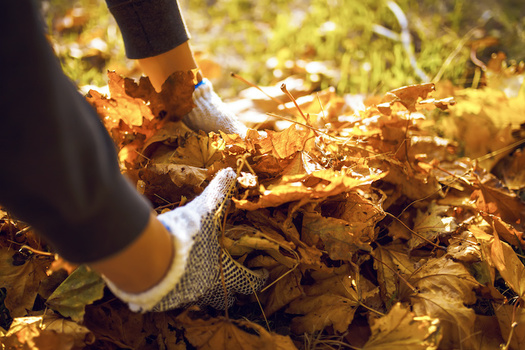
0,1,152,264
105,0,190,59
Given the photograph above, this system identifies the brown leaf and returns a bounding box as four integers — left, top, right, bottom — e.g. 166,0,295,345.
301,211,373,261
409,202,458,250
490,230,525,300
234,167,385,210
363,303,442,350
472,172,525,230
256,126,315,159
105,70,195,122
372,244,416,301
84,300,184,349
286,266,360,334
495,304,525,349
263,265,303,316
383,83,435,113
0,248,51,318
405,256,480,349
0,313,94,350
177,310,297,350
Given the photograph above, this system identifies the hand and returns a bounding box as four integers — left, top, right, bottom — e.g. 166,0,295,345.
105,168,268,312
183,79,249,138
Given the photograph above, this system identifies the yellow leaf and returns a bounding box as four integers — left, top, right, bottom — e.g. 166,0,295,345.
363,303,441,350
0,248,50,318
286,266,360,334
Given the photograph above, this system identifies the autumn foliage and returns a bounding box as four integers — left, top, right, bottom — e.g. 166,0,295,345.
1,66,525,350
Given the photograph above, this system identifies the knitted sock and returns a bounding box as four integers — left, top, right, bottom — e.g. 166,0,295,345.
183,79,248,138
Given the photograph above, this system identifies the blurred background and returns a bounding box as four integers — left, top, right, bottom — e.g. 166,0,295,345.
42,0,524,97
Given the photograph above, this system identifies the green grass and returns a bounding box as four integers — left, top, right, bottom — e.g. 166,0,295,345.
46,0,524,95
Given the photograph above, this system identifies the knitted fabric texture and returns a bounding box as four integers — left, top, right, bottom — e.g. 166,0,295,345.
105,168,267,312
183,79,248,138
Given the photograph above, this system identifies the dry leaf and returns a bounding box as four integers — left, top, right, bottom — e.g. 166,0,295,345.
177,311,297,350
495,304,525,349
0,249,51,318
409,202,458,250
286,266,360,334
405,256,480,349
363,303,442,350
0,313,94,350
234,167,385,210
301,211,373,260
46,265,105,322
490,230,525,300
383,83,435,113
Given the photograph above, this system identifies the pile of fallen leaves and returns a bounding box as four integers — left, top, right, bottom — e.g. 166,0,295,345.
1,64,524,349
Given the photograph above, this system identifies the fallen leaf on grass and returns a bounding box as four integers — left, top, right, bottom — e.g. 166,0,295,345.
362,303,441,350
177,310,297,350
46,265,105,322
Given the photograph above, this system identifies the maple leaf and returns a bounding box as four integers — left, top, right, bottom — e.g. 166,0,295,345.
301,211,374,261
0,248,51,318
177,310,297,350
362,303,442,349
286,266,361,334
234,167,385,210
409,202,458,250
403,256,480,349
381,83,436,113
372,244,417,301
257,126,315,159
471,172,525,233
